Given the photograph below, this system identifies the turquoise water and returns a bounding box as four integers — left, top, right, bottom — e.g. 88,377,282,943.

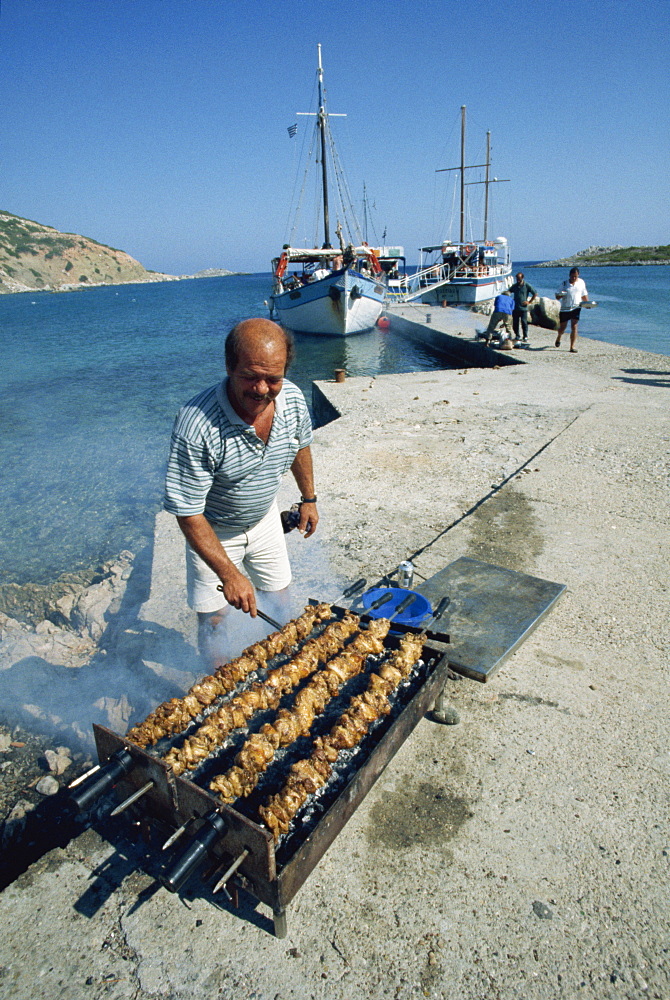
1,267,666,587
518,263,669,355
0,274,456,586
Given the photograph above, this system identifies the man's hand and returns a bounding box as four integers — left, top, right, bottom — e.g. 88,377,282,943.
217,567,257,616
298,501,318,538
177,513,258,616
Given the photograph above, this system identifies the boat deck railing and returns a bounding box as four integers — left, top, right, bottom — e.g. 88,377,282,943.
387,261,509,303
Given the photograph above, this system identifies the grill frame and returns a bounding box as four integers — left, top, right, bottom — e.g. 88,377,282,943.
93,608,450,932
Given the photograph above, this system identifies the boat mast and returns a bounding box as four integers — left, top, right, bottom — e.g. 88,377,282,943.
464,130,509,241
438,107,509,244
437,105,486,245
363,182,368,243
317,44,331,248
483,131,490,241
459,105,466,243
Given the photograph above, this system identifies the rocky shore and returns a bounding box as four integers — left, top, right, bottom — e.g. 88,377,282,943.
534,243,670,267
0,210,236,293
0,316,668,1000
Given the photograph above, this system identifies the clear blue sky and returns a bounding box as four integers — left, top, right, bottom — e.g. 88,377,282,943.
1,0,668,273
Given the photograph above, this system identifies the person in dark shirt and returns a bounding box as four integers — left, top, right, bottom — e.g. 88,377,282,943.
507,272,537,344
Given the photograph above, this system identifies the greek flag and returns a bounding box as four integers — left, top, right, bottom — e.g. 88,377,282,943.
287,123,298,138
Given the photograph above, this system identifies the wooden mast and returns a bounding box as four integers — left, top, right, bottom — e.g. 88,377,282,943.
459,105,466,243
317,44,331,248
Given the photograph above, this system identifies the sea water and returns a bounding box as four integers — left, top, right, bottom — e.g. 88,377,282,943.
0,274,457,587
1,267,667,589
518,263,669,355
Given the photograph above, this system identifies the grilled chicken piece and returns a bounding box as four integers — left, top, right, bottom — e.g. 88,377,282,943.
209,621,392,803
163,614,359,774
126,604,330,747
259,633,424,840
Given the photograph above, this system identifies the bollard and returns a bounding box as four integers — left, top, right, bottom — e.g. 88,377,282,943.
334,369,346,383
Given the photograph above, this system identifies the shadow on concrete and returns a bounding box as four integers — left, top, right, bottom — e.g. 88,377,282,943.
73,815,275,934
613,373,670,388
620,368,670,376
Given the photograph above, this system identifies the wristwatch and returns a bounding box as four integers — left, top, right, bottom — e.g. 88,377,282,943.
300,496,317,503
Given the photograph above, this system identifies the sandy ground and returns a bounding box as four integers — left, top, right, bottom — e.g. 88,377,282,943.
0,313,668,1000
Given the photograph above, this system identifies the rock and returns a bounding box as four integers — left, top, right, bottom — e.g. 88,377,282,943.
1,799,35,847
532,900,553,919
35,775,60,796
432,706,461,725
44,749,71,775
529,296,560,330
5,799,35,823
0,733,11,752
70,553,134,641
94,695,132,732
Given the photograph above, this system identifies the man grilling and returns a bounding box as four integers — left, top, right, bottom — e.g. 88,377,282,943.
164,318,318,662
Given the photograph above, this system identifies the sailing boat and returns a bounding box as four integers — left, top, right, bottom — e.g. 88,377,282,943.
268,46,388,337
390,106,512,307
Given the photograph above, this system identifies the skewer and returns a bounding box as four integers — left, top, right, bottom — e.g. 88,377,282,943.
68,763,100,789
161,820,191,851
255,608,284,631
420,596,450,634
330,577,366,605
215,584,283,631
367,590,394,611
212,848,250,895
109,780,154,817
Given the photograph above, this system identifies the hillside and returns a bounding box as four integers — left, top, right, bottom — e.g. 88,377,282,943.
0,211,176,293
534,244,670,267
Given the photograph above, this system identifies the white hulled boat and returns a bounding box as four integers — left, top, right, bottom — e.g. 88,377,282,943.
269,46,391,337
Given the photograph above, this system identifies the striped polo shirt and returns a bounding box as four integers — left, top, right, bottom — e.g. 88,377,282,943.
164,378,313,530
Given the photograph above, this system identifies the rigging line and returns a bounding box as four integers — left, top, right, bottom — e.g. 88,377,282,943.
284,82,319,242
326,126,359,244
406,407,593,566
286,121,318,246
332,131,365,244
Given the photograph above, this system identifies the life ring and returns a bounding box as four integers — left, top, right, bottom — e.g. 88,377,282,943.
275,252,288,279
463,244,476,258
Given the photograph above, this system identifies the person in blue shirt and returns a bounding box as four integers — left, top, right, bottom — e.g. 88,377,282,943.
480,291,516,347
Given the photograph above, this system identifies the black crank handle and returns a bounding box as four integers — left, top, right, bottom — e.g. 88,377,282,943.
161,811,228,894
338,578,366,601
68,749,134,812
420,596,450,635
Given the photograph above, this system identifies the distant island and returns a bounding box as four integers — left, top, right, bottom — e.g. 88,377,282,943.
0,210,236,293
533,244,670,267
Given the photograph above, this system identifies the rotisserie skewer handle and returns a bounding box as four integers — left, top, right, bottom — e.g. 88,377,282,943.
390,592,416,620
68,748,134,812
215,584,283,631
368,590,394,611
161,811,228,894
337,578,366,602
420,596,450,634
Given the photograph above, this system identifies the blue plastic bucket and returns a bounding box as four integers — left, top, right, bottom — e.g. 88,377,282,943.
361,587,431,627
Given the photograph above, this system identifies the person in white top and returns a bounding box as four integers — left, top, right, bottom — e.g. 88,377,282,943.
555,267,589,353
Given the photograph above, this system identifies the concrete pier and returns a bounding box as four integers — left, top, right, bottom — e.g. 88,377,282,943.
0,313,668,1000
